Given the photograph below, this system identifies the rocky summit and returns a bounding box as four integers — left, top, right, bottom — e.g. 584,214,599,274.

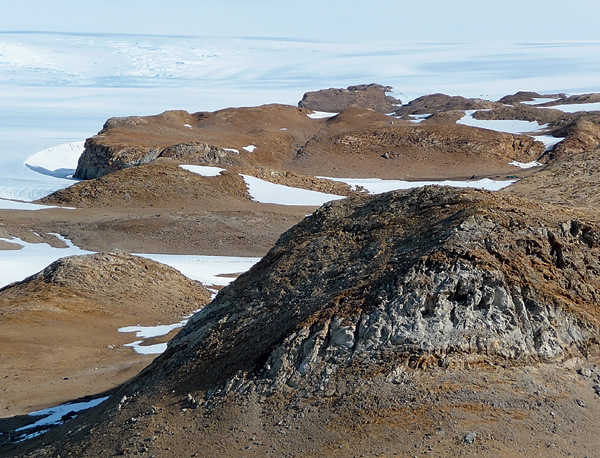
13,186,600,457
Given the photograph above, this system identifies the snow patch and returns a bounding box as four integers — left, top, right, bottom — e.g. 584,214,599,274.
24,141,84,179
409,114,430,123
119,321,188,339
307,111,338,119
509,160,542,169
223,147,240,154
538,102,600,113
15,396,110,442
532,135,564,151
241,174,345,206
520,98,560,105
123,341,168,355
135,253,260,287
119,311,200,355
243,145,257,153
180,164,225,177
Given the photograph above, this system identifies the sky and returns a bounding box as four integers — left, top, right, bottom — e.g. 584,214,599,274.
2,0,599,42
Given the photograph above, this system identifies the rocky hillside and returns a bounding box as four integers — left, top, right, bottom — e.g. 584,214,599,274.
12,186,600,457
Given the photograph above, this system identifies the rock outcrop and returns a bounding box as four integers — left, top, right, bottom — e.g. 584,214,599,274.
471,104,570,126
0,252,213,421
73,105,318,180
394,93,499,116
298,83,402,113
162,187,600,399
71,102,547,183
44,161,251,208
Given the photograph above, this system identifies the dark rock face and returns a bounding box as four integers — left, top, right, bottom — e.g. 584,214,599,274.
298,83,402,113
152,187,600,400
74,138,245,180
158,141,245,166
74,138,161,180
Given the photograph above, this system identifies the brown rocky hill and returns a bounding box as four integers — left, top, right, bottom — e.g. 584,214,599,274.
73,103,546,183
0,252,212,418
74,104,319,179
11,186,600,457
298,83,402,113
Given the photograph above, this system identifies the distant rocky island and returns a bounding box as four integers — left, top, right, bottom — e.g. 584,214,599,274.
2,84,600,457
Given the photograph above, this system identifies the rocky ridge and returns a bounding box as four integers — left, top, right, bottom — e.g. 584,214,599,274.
70,103,548,186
